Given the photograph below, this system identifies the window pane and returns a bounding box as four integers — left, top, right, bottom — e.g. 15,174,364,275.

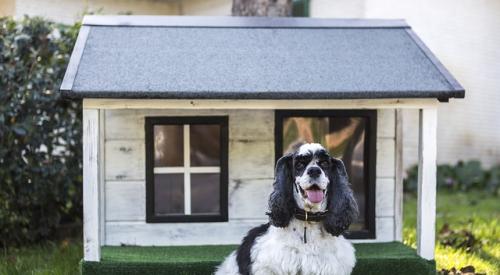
154,125,183,167
190,124,220,166
191,173,220,214
154,174,184,215
282,116,367,229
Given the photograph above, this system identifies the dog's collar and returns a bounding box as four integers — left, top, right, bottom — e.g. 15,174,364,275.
294,208,328,222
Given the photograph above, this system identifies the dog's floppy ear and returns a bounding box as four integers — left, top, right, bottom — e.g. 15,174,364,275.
324,157,359,236
267,153,294,227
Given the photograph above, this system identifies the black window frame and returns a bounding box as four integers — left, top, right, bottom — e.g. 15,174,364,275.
145,116,229,223
275,110,376,239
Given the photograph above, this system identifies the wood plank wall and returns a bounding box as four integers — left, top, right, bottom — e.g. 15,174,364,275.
102,109,397,245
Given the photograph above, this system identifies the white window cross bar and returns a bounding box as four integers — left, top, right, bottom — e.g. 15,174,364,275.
153,167,221,174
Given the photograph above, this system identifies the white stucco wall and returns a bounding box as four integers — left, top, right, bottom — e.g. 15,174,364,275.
14,0,178,24
8,0,231,24
0,0,15,16
311,0,500,168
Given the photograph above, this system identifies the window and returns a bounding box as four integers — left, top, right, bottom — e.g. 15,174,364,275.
292,0,310,17
145,117,228,223
275,110,376,238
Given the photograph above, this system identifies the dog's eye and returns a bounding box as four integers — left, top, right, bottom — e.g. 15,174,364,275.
295,161,306,169
319,160,330,168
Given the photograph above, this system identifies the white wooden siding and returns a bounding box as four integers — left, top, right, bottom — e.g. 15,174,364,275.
105,181,144,221
229,139,275,180
105,220,266,246
376,178,395,217
103,108,397,245
376,138,395,178
373,109,397,242
105,140,144,181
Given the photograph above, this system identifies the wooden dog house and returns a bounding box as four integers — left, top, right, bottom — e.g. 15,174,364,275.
61,15,464,274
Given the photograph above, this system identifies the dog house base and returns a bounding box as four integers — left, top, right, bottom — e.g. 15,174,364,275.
80,242,435,275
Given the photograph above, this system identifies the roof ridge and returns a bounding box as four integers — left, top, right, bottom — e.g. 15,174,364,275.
82,15,409,29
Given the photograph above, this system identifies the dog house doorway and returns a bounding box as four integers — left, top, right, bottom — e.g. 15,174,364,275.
275,110,376,239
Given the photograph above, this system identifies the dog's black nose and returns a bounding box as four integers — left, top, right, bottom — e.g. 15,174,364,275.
307,167,322,178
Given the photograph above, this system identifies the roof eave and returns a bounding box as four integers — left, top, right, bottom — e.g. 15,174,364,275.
60,25,90,93
62,89,465,101
405,28,465,95
81,15,409,29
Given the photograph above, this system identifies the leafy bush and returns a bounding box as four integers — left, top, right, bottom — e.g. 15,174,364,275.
404,160,500,195
0,16,82,246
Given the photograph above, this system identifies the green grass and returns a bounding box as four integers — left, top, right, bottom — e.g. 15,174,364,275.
404,190,500,274
0,239,82,275
1,190,498,274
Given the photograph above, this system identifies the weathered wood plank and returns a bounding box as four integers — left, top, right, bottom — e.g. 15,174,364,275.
105,140,145,181
99,110,106,245
105,181,145,221
376,178,395,217
105,138,273,181
417,108,437,260
376,217,395,242
104,109,144,140
105,178,274,221
105,220,267,246
377,109,395,138
229,110,274,140
84,98,439,110
83,109,101,261
351,217,394,243
229,139,274,180
229,178,274,219
376,138,395,178
394,109,404,241
105,109,274,141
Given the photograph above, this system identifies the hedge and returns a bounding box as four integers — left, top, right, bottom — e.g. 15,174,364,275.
404,160,500,195
0,16,82,246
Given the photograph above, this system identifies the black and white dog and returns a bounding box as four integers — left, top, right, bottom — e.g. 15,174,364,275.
216,143,359,275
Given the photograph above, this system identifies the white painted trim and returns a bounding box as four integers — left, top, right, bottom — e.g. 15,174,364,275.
183,124,191,215
154,167,221,174
83,15,409,28
154,167,185,174
60,26,90,91
394,109,404,241
83,98,439,110
99,110,106,245
83,109,101,262
417,108,437,260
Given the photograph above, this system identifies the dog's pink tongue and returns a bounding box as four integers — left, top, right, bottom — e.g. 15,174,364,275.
306,190,324,203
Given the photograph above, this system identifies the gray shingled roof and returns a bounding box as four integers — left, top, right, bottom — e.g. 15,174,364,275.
60,16,464,100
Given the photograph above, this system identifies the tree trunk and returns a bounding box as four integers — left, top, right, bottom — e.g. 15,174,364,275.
232,0,292,17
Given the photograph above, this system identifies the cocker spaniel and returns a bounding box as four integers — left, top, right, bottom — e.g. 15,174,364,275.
216,143,359,275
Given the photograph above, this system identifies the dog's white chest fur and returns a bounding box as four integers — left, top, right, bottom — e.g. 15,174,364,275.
216,144,358,275
216,219,356,275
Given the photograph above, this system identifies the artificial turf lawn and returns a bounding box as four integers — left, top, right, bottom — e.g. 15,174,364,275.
81,242,435,275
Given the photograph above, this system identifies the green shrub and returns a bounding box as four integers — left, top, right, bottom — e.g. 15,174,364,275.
0,16,82,246
404,160,499,195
